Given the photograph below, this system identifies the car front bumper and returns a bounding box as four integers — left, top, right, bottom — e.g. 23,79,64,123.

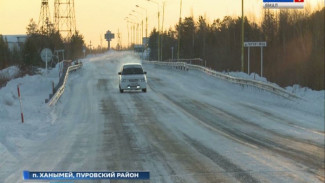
120,82,146,90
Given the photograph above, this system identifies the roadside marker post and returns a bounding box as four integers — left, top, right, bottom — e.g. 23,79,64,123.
17,85,24,123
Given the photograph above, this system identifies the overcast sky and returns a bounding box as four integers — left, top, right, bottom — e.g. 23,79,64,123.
0,0,323,47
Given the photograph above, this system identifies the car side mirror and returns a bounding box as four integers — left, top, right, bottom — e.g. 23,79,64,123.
118,72,121,75
143,71,147,74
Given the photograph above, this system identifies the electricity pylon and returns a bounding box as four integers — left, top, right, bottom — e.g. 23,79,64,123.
54,0,76,38
38,0,51,34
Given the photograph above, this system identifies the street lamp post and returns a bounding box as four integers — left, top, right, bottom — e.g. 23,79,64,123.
160,1,165,61
124,17,130,47
241,0,245,72
127,19,136,45
147,0,160,61
136,5,148,41
177,0,182,60
125,17,137,46
129,13,141,44
132,10,144,45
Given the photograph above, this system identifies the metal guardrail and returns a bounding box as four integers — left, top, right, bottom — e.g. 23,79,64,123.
48,63,82,106
165,58,206,67
144,61,299,99
146,61,189,71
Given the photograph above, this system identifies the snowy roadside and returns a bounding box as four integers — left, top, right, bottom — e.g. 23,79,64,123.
0,51,121,172
0,66,20,88
0,66,20,80
0,63,68,178
143,63,324,142
226,71,324,101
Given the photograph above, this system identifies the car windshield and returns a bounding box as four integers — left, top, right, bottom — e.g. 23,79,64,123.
122,67,143,75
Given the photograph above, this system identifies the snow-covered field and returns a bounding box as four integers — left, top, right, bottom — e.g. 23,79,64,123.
0,51,324,183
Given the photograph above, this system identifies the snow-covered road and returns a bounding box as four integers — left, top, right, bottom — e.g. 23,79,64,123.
2,52,324,183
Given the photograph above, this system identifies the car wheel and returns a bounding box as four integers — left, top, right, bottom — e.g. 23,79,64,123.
142,88,147,93
119,86,124,93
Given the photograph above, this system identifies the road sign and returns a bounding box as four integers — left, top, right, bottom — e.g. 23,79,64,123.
105,30,115,41
244,42,267,77
244,42,267,47
40,48,52,76
40,48,53,63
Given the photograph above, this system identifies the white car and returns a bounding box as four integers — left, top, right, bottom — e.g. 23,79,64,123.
118,63,147,93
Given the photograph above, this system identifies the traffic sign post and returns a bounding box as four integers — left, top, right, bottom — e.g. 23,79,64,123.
248,47,250,74
244,42,267,77
40,48,53,76
83,47,86,58
261,46,264,77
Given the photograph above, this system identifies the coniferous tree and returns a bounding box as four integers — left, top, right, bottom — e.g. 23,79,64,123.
148,8,324,89
0,35,11,69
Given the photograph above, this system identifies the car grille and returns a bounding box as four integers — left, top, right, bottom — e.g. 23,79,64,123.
129,79,139,82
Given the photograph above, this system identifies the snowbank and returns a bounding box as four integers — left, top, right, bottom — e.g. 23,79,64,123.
0,66,20,79
286,84,324,101
225,71,324,101
226,71,268,83
0,63,63,170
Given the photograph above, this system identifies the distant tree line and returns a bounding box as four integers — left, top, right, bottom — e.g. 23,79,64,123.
0,35,11,69
148,8,324,90
0,18,85,71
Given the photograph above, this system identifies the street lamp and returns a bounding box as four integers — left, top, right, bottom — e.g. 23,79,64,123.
146,0,160,61
177,0,182,60
124,17,130,47
241,0,245,72
160,1,165,61
132,10,144,45
129,13,140,44
136,5,148,42
126,17,137,45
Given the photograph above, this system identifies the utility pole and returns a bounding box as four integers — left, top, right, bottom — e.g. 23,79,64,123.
177,0,182,60
133,24,136,45
136,5,148,40
141,20,144,45
157,8,160,61
241,0,245,72
126,17,136,46
160,2,165,61
89,41,92,53
100,33,103,51
124,18,130,48
129,13,141,45
116,29,121,50
127,22,130,47
147,0,160,61
133,10,144,45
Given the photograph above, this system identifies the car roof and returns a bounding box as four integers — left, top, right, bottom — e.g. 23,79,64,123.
122,63,142,68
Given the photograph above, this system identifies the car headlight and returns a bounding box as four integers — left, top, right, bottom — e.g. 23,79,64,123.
140,78,146,82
